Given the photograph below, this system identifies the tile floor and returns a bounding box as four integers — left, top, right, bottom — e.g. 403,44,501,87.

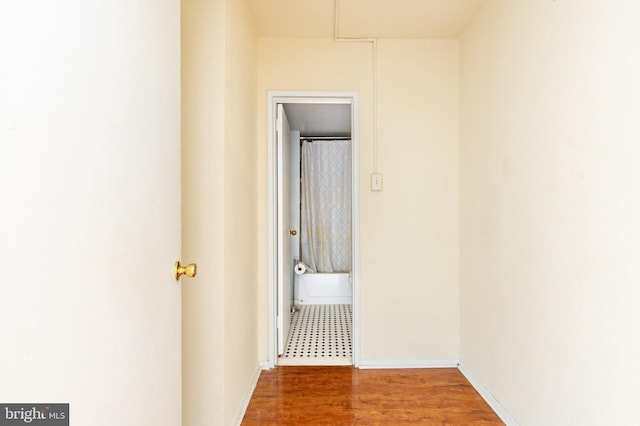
278,304,352,366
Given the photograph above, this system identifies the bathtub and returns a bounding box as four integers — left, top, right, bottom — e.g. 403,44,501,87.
295,272,352,305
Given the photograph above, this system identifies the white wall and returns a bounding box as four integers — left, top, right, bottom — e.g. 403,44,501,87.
257,38,460,363
182,0,258,424
460,1,640,424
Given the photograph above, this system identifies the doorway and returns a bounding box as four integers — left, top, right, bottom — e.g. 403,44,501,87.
267,92,360,368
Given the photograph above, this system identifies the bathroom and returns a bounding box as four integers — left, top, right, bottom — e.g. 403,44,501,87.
274,98,355,366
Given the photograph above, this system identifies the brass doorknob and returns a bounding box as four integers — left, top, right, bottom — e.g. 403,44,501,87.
174,261,197,280
290,230,297,236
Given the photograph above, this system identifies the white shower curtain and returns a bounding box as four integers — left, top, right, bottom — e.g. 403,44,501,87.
300,140,352,273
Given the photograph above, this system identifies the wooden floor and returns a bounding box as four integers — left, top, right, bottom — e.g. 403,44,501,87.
242,366,504,425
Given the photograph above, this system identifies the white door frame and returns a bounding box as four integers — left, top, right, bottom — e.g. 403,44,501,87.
267,91,360,368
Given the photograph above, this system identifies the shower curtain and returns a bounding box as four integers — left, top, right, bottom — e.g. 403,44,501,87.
300,140,352,273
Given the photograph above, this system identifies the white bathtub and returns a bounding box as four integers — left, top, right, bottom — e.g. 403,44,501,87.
295,272,352,305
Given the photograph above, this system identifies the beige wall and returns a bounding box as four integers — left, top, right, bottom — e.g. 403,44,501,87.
257,38,460,362
223,0,259,424
181,0,226,423
460,1,640,424
182,0,258,424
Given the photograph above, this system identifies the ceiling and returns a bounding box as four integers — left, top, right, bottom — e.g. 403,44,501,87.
247,0,487,39
283,104,351,137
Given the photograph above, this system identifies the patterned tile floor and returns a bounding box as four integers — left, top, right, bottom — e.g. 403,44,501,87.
278,304,352,366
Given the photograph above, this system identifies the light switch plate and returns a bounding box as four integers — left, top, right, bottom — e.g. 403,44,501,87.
371,173,383,191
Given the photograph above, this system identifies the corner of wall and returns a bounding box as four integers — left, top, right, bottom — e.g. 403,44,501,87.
458,362,519,426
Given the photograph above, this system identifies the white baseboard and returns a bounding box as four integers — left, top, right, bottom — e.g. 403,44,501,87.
259,360,270,370
358,359,460,369
458,362,519,426
232,364,263,426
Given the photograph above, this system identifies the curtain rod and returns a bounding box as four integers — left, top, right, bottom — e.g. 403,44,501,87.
300,136,351,141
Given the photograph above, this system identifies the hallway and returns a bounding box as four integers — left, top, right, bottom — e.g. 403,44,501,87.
4,0,638,424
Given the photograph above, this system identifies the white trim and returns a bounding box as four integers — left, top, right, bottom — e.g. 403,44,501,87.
267,96,277,368
458,362,519,426
231,364,263,426
277,357,353,367
267,91,361,369
269,93,353,104
350,97,361,367
259,360,270,370
358,359,461,369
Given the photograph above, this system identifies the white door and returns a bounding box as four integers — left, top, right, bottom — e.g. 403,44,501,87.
0,2,182,425
277,104,292,356
290,131,301,293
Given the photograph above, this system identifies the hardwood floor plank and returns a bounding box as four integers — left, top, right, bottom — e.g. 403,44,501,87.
242,367,504,425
